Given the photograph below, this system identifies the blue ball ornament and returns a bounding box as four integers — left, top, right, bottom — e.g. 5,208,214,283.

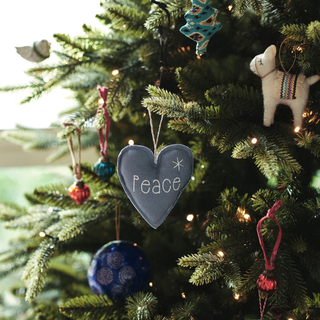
87,240,152,300
94,157,115,181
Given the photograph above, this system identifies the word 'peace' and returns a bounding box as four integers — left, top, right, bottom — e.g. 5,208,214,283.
133,175,181,195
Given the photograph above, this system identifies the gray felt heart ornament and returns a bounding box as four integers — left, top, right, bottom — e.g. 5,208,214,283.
117,144,194,229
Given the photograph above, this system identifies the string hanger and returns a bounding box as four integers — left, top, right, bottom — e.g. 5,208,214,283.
63,123,82,181
96,85,111,159
256,200,283,320
256,200,283,271
279,37,297,74
147,0,170,164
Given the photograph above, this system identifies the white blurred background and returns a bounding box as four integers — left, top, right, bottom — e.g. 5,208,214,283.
0,0,102,130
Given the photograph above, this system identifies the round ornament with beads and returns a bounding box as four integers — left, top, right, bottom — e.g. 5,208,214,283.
87,240,152,300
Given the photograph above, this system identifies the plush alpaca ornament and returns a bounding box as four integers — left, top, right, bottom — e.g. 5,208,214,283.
250,45,320,127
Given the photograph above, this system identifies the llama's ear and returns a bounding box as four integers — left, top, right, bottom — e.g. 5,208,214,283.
264,45,277,59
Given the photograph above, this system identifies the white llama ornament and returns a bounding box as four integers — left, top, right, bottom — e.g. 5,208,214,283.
250,45,320,127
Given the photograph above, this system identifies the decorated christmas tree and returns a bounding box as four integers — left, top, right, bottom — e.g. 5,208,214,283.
1,0,320,319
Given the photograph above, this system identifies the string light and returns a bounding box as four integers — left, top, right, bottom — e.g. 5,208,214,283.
236,207,250,222
234,293,240,300
128,139,135,145
227,4,233,11
294,126,300,133
181,292,186,298
38,231,56,239
186,214,194,222
191,176,195,181
112,69,119,76
149,282,153,287
217,250,224,257
251,137,258,145
133,243,137,246
98,98,104,104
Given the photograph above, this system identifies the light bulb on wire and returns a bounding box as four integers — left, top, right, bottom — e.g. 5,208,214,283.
186,214,194,222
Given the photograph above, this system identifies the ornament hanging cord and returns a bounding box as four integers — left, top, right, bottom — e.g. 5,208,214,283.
256,200,283,320
148,1,170,164
96,85,111,158
115,199,121,241
148,103,165,164
279,37,297,74
63,123,82,180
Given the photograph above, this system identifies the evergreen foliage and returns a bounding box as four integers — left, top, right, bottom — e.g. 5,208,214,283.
1,0,320,319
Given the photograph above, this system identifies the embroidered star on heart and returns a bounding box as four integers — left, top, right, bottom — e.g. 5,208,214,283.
180,0,222,56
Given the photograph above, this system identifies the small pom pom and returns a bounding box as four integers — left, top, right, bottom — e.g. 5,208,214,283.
257,269,279,294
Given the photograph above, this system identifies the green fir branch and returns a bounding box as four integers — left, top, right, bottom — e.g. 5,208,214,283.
59,295,121,320
37,301,69,320
306,21,320,45
57,205,112,241
280,23,309,43
23,237,59,302
178,252,220,268
144,0,189,30
234,0,264,16
125,292,158,320
0,202,27,221
98,5,148,33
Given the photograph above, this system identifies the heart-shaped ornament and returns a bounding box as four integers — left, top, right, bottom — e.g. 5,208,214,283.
117,144,193,229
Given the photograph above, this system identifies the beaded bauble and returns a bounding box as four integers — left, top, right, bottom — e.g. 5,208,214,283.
257,269,279,294
68,181,90,205
87,240,152,300
94,157,115,182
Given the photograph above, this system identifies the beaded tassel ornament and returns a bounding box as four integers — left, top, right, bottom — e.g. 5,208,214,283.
256,200,283,319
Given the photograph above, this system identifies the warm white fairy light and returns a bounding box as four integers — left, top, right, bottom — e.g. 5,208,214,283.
181,292,186,298
244,213,250,220
186,214,194,222
98,98,104,104
234,293,240,300
149,282,153,287
112,69,119,76
251,137,258,145
227,4,233,11
217,250,224,257
128,139,135,145
191,176,195,181
39,231,46,237
294,126,300,133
